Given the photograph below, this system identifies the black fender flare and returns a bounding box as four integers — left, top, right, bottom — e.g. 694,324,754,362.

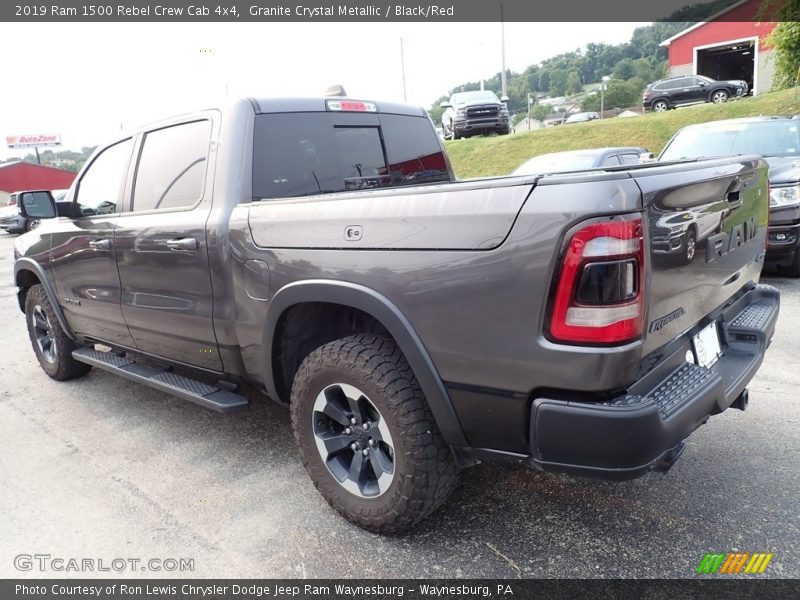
14,257,78,342
263,279,468,447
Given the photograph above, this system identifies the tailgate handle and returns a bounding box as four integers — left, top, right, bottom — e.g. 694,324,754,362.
726,190,742,208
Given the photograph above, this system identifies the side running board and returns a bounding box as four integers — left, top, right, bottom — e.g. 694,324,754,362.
72,347,249,413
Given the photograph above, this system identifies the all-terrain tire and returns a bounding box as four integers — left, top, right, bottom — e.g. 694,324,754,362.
24,284,92,381
290,333,458,533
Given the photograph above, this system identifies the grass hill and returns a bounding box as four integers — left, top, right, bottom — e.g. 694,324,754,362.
445,88,800,179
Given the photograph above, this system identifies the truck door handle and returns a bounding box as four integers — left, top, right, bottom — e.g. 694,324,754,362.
166,238,198,251
88,239,111,251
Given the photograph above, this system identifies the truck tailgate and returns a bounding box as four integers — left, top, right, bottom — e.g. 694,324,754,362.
633,157,770,355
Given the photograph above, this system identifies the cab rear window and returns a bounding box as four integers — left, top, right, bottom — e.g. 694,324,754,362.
253,112,449,200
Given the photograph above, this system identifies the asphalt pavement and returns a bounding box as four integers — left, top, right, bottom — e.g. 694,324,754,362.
1,231,798,579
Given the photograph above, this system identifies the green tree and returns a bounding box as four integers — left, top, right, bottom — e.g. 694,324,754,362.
549,69,569,97
566,70,583,95
581,79,641,111
765,14,800,89
531,103,551,121
613,58,636,80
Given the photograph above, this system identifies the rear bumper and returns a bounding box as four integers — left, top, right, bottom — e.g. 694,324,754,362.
529,284,779,479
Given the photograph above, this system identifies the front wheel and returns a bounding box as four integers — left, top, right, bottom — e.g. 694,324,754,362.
24,218,40,233
290,333,458,533
444,120,455,141
681,228,697,265
25,284,92,380
711,90,729,104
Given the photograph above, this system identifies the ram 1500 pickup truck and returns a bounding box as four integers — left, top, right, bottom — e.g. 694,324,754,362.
13,97,779,533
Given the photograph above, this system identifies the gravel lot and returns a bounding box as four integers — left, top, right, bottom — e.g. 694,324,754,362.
1,231,798,579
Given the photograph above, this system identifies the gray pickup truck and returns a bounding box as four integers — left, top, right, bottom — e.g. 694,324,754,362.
13,96,779,533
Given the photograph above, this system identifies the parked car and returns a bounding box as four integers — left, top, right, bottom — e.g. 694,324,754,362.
13,96,777,533
440,90,510,140
512,147,648,175
659,116,800,275
643,75,748,112
563,111,599,124
0,189,70,233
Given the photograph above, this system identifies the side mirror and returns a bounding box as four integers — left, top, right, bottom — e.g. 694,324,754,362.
440,102,452,109
698,81,708,87
500,96,509,103
18,190,57,220
639,152,657,163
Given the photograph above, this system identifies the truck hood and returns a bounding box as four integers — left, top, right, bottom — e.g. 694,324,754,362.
453,100,502,108
764,155,800,186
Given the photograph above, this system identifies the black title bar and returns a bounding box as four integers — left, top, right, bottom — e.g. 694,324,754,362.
1,0,789,22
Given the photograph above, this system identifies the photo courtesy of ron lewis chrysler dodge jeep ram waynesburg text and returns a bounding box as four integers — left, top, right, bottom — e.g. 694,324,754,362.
13,96,778,533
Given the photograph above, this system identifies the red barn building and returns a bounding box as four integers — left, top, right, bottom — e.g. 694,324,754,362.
660,0,777,95
0,162,76,204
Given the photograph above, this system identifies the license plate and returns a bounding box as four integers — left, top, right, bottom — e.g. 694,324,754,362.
692,322,722,368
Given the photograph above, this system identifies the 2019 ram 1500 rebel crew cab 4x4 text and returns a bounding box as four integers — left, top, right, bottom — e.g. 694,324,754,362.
14,96,778,532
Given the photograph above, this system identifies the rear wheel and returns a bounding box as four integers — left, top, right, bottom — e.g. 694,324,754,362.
652,99,669,112
291,333,458,533
711,90,729,104
24,285,92,381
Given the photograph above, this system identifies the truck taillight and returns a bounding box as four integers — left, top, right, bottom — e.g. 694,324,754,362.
549,217,644,345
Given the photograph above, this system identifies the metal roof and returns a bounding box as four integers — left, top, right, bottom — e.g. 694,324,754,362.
659,0,751,47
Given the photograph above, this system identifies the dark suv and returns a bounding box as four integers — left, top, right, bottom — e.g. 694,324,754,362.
643,75,748,112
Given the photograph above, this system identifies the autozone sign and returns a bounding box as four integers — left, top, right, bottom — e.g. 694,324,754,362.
6,134,62,148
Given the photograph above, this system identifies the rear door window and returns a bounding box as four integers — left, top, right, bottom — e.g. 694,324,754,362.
253,112,449,200
131,120,211,212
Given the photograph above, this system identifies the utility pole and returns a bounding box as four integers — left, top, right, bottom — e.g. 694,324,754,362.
527,93,532,131
600,75,610,119
500,2,507,98
400,37,407,102
600,85,604,119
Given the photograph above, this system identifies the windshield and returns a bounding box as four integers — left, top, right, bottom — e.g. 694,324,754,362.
450,91,500,105
513,152,599,175
661,120,800,160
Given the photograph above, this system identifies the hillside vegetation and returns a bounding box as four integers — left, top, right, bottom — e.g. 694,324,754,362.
446,89,800,179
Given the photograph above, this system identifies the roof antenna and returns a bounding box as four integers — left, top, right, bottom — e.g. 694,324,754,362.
324,84,347,97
